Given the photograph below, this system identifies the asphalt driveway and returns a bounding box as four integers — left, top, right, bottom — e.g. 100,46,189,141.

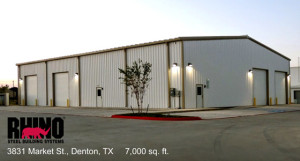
0,105,300,161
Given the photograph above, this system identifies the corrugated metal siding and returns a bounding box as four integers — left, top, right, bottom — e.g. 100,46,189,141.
184,39,289,108
169,41,182,108
291,67,300,103
20,63,46,106
127,44,168,108
80,50,125,107
291,67,300,87
47,58,79,106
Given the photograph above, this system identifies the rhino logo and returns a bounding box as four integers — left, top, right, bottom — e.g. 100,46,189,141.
8,117,64,139
21,127,50,139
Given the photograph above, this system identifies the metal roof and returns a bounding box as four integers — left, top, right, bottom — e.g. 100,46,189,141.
16,35,290,66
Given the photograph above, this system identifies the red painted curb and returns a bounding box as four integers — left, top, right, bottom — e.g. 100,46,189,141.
111,115,202,121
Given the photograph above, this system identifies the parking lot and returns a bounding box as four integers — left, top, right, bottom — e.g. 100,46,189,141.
1,105,300,119
1,105,300,161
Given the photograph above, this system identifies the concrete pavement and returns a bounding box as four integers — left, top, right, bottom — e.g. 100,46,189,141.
170,105,300,119
0,106,128,117
0,105,299,120
1,109,300,161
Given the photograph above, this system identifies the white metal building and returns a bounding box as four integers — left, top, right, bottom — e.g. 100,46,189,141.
291,66,300,104
17,36,291,109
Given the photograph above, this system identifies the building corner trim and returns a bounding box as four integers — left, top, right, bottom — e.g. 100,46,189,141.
166,43,171,108
77,57,81,106
124,49,128,107
181,41,185,109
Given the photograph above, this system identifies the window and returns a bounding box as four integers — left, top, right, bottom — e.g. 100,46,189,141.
97,89,101,96
197,87,202,95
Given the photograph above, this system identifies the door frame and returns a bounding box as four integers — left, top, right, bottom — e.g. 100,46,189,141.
52,72,69,107
196,84,204,108
274,71,288,104
24,74,38,106
252,68,269,105
96,87,103,107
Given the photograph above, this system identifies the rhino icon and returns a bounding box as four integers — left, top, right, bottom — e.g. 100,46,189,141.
22,127,50,139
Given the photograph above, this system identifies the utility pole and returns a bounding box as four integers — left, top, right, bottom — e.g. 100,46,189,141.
13,80,14,87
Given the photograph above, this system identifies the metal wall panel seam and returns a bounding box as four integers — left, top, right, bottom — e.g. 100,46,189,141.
78,56,81,106
181,41,185,109
166,43,171,108
289,63,291,103
17,66,21,105
45,61,48,106
285,72,288,104
267,70,270,105
124,49,128,107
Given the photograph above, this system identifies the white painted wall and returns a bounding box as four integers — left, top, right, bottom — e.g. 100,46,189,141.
47,58,79,106
169,41,183,108
80,50,125,107
291,67,300,103
19,38,290,109
183,39,290,108
20,63,46,106
291,67,300,87
127,44,168,108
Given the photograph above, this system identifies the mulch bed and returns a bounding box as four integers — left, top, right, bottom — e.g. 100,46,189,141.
111,113,202,121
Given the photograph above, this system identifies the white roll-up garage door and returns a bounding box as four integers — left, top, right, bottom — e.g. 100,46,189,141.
54,73,69,106
275,72,286,104
253,69,267,105
26,76,37,106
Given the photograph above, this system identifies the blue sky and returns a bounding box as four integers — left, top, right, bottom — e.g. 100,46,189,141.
0,0,299,87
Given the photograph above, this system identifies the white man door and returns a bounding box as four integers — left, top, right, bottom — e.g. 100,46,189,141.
26,76,37,106
96,87,103,107
196,84,203,108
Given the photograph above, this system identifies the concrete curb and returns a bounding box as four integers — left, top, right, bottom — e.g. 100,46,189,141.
111,115,202,121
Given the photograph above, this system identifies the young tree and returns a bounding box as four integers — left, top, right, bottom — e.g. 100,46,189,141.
119,59,152,113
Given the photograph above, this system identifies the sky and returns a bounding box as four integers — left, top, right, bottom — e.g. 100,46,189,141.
0,0,299,87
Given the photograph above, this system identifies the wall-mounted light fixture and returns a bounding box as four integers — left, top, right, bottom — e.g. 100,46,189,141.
172,63,178,67
206,79,210,88
75,73,79,80
187,63,192,67
19,78,23,83
248,69,253,77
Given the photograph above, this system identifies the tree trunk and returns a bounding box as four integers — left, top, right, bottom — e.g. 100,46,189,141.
140,93,144,113
136,92,140,113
